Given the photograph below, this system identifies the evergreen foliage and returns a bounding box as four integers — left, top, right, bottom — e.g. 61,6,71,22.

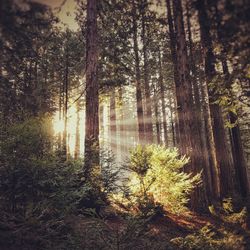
119,145,201,215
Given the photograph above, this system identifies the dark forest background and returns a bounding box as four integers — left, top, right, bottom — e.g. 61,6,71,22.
0,0,250,249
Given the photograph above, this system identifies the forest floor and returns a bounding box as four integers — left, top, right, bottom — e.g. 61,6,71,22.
66,206,250,249
1,205,250,249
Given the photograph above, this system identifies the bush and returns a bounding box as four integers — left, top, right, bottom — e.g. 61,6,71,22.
171,225,245,250
0,117,87,215
0,117,89,249
118,145,201,215
209,198,247,226
0,116,124,249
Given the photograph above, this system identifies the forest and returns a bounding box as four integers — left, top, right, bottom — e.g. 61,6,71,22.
0,0,250,249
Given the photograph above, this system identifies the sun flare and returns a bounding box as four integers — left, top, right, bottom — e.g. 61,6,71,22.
52,104,86,156
53,118,64,134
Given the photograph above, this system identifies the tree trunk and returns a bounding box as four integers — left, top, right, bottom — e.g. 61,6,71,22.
196,0,234,199
63,44,69,160
165,0,180,145
58,76,63,151
132,0,145,144
171,0,208,211
213,0,249,198
110,89,117,154
153,86,161,144
84,0,99,178
99,103,104,149
118,87,126,158
169,95,176,147
74,101,80,159
186,0,213,202
158,51,168,146
141,0,153,143
229,113,249,197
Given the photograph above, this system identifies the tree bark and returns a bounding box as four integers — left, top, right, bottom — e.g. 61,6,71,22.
169,95,176,147
74,101,80,159
229,112,249,197
153,86,161,144
58,74,63,151
84,0,99,178
213,0,249,198
158,51,168,146
196,0,233,199
110,89,117,154
63,42,69,160
118,87,126,157
132,0,145,144
141,0,153,143
165,0,180,145
171,0,208,210
186,0,213,202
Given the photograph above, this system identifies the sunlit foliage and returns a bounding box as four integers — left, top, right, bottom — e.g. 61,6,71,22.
121,145,201,214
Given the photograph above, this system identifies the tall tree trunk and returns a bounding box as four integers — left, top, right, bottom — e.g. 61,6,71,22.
110,89,117,154
63,45,69,160
118,87,126,157
158,51,168,146
223,58,249,198
200,70,221,200
169,95,176,147
141,0,153,143
165,0,180,145
213,0,249,198
99,103,104,149
74,101,80,159
186,0,213,202
171,0,208,210
58,76,63,151
84,0,99,178
196,0,234,199
132,0,145,144
229,113,249,197
153,86,161,144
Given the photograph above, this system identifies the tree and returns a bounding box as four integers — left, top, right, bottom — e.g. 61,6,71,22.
84,0,99,178
132,0,146,144
74,99,81,159
165,0,180,145
196,0,234,199
185,0,214,202
167,0,208,210
211,0,249,198
141,0,153,143
110,89,117,153
0,0,57,122
158,50,168,146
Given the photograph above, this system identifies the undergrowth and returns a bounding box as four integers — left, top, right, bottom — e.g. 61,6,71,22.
0,121,249,250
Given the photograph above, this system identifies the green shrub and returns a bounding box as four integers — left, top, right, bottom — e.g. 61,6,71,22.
120,145,201,215
171,225,245,250
0,117,89,249
0,116,123,249
0,117,88,215
209,198,247,226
